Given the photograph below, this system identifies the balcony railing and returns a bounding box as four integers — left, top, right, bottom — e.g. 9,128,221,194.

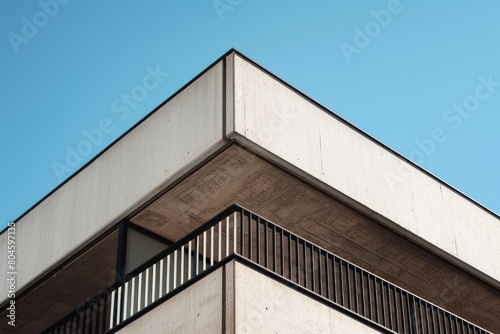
43,204,492,334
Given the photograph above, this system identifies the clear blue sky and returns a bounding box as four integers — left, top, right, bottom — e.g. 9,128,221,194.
1,0,499,230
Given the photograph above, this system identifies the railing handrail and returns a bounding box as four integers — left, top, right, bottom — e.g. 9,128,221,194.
114,204,239,288
43,204,493,334
235,204,487,329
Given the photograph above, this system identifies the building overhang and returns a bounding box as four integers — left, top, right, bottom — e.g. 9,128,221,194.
116,259,386,334
1,50,499,332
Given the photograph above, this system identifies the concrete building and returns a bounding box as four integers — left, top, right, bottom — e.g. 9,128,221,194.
1,50,499,333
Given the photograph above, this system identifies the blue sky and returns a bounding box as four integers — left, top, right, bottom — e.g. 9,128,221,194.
1,0,499,230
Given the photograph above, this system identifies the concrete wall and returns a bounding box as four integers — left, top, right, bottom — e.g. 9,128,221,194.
0,62,225,302
233,262,382,334
227,52,500,286
117,260,381,334
3,49,499,305
117,266,223,334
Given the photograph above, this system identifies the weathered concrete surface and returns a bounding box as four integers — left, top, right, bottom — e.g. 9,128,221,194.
131,144,500,332
4,50,499,332
0,230,118,334
233,261,382,334
118,260,381,334
117,265,223,334
227,52,500,287
0,61,225,302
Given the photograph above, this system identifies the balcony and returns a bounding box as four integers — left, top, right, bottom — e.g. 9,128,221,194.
42,205,491,334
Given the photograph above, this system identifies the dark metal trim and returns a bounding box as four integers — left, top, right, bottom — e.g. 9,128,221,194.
0,224,120,311
7,48,498,237
232,255,395,334
41,204,492,334
116,221,128,280
126,221,172,246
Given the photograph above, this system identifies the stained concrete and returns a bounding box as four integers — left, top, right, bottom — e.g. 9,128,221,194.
117,260,382,334
131,144,500,332
234,261,383,334
3,50,499,333
0,230,119,334
117,264,223,334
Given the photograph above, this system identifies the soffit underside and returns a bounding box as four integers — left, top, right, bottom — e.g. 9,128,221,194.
0,229,119,334
131,143,499,333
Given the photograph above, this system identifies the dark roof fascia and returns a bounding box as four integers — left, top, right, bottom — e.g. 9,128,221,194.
3,48,498,235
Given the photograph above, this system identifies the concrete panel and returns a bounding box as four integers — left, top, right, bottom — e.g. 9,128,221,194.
234,262,382,333
224,261,235,334
225,52,235,136
229,53,500,285
0,62,225,302
129,145,500,330
117,266,223,334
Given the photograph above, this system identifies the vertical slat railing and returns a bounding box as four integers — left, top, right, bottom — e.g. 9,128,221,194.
43,205,492,334
229,206,491,334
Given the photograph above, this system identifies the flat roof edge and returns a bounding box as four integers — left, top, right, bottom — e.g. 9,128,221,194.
230,49,499,221
4,48,497,235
